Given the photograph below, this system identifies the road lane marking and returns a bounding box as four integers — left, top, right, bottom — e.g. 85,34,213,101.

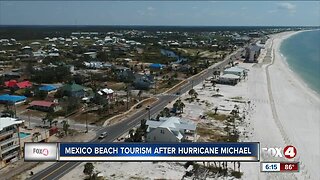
52,162,81,180
40,162,70,180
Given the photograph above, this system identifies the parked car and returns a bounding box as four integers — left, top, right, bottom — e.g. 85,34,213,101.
135,103,142,109
98,132,108,139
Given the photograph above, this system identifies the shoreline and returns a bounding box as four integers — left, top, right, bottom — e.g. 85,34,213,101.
275,30,320,99
268,30,320,179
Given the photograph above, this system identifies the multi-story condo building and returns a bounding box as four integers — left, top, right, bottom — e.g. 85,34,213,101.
0,117,23,168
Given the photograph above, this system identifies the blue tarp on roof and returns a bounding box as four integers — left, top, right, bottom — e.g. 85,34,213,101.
149,63,164,69
0,94,27,103
39,85,57,91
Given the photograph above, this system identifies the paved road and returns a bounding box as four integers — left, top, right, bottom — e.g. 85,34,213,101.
28,48,242,180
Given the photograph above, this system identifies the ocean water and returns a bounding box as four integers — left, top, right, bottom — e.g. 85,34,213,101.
280,30,320,95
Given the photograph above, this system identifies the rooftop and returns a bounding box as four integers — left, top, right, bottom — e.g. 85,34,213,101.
62,83,85,92
39,84,58,91
0,94,27,103
0,117,23,131
220,74,240,79
224,66,246,73
29,100,56,107
146,117,196,131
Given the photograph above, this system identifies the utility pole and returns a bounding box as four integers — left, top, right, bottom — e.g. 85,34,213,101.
146,106,151,120
14,103,17,118
191,80,194,89
17,124,22,159
28,110,31,129
83,104,88,133
126,85,130,110
85,112,88,133
154,77,157,95
85,104,88,133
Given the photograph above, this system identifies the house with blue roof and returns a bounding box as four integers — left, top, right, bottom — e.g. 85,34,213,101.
0,94,27,105
39,85,58,93
149,63,165,69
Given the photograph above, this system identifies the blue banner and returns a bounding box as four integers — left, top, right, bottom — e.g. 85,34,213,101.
58,142,259,161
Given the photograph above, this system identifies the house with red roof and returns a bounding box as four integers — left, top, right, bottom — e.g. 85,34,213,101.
29,100,61,112
5,80,32,89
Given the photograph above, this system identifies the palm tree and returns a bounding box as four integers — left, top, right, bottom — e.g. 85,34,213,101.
137,90,143,100
140,119,147,132
32,132,41,142
44,112,54,127
128,129,135,141
173,101,179,113
163,107,170,117
173,99,185,114
193,91,198,99
214,107,218,115
179,101,185,113
42,118,47,126
188,89,195,98
61,120,70,136
83,162,94,179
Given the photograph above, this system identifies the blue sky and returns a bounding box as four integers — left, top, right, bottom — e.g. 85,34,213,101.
0,1,319,26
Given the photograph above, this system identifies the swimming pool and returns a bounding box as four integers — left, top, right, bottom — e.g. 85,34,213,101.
19,132,31,138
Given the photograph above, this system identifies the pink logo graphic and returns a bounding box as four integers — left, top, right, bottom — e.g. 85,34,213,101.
33,148,49,156
42,148,49,156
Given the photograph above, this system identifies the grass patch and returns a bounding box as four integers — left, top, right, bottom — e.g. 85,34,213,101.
205,111,230,121
129,176,144,180
197,126,216,136
197,126,228,142
230,96,243,100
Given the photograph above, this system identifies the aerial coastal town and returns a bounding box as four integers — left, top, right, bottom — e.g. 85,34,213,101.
0,25,315,180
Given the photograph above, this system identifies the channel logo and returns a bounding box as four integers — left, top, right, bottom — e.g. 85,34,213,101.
261,145,297,159
33,148,49,156
24,143,57,161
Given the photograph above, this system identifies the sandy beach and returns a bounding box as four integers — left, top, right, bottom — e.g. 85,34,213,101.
265,31,319,179
241,30,319,179
55,31,320,180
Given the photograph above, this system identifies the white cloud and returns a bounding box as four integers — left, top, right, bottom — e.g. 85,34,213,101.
277,2,296,13
137,7,155,17
147,6,154,11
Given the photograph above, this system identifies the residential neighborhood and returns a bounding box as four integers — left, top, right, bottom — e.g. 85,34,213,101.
0,24,313,180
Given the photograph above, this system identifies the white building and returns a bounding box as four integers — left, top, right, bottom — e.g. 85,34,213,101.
218,74,240,85
0,117,23,168
223,66,246,78
98,88,114,102
146,117,196,142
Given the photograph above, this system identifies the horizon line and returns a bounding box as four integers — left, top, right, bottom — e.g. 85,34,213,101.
0,24,319,27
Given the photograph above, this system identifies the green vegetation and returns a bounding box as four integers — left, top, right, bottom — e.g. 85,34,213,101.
231,171,243,179
230,96,243,100
205,111,230,121
83,162,96,180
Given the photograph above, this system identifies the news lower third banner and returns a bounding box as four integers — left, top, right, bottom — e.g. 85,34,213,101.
24,142,260,162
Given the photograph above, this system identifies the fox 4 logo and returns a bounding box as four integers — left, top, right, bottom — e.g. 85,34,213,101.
262,145,297,159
